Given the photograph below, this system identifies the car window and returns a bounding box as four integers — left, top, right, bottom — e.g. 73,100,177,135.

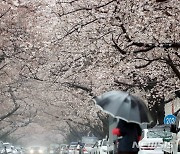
147,130,172,138
70,142,78,146
84,144,93,147
82,137,98,144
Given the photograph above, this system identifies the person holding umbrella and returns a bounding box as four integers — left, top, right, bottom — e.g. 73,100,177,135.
112,119,142,154
94,90,153,154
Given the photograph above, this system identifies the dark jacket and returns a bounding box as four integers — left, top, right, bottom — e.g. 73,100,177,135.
116,119,142,152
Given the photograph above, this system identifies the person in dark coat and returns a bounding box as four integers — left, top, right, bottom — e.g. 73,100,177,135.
112,119,142,154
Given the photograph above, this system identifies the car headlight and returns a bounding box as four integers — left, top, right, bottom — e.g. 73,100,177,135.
0,150,5,154
30,150,34,154
38,149,43,153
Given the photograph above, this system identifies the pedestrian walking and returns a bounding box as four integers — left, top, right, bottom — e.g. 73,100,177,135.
112,119,142,154
94,91,152,154
4,146,7,154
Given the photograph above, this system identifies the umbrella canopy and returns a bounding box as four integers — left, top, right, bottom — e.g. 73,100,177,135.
94,90,153,125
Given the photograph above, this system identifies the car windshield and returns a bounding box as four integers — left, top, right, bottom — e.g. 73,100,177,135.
147,130,172,138
70,142,78,146
69,145,77,148
3,144,11,149
82,137,98,144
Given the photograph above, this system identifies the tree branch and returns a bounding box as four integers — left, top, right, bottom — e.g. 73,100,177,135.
135,57,162,69
57,0,116,17
66,82,94,96
0,87,20,121
112,35,126,55
0,7,11,19
165,54,180,79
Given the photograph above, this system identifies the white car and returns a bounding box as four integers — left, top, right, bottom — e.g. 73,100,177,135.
163,111,180,154
1,143,13,154
138,128,167,154
90,140,101,154
163,125,180,154
90,139,107,154
81,136,98,154
60,144,69,154
97,139,107,154
68,142,79,154
68,142,84,154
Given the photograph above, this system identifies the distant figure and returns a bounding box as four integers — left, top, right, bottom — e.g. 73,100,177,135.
76,142,81,154
112,119,142,154
4,146,7,154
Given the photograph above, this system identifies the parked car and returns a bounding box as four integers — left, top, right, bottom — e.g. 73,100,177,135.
98,139,107,154
10,146,19,154
15,147,23,154
81,137,98,154
163,133,180,154
138,128,170,154
59,144,69,154
68,142,84,154
106,139,114,154
48,144,60,154
163,121,180,154
1,142,13,154
90,139,107,154
27,146,47,154
90,140,101,154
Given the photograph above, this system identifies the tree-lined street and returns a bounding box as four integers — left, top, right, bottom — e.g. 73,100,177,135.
0,0,180,148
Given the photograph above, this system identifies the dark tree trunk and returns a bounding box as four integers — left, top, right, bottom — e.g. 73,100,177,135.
148,98,165,127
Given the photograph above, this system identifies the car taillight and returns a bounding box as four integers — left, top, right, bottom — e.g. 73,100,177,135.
83,148,87,152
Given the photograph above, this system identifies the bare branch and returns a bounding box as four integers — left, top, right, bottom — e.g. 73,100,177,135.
0,106,19,121
112,35,126,55
0,86,20,121
66,82,93,96
165,54,180,79
135,57,162,69
112,24,180,54
0,7,11,19
57,0,116,17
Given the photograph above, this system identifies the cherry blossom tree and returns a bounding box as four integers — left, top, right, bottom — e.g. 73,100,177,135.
52,0,180,126
1,0,180,144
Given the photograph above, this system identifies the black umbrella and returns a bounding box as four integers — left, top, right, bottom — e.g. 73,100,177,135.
94,90,153,125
